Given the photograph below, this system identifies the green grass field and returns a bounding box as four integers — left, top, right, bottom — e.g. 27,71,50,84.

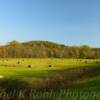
0,58,100,100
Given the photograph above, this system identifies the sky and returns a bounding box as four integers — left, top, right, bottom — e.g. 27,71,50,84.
0,0,100,47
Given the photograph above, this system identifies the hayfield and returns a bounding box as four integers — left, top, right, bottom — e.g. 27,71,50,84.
0,58,100,100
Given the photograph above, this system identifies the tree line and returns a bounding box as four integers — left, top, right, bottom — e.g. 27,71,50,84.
0,40,100,58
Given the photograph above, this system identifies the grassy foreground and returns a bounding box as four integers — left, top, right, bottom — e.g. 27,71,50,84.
0,58,100,100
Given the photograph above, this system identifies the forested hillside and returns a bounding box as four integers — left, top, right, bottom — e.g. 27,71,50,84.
0,40,100,58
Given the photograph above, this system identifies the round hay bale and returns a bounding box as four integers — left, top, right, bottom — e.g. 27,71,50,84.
17,61,20,64
96,61,99,63
48,65,52,67
28,65,31,68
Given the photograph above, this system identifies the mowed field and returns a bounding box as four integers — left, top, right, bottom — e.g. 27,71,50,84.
0,58,100,100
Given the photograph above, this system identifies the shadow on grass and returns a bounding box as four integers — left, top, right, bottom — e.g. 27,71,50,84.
0,78,28,90
0,64,100,99
0,63,100,90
